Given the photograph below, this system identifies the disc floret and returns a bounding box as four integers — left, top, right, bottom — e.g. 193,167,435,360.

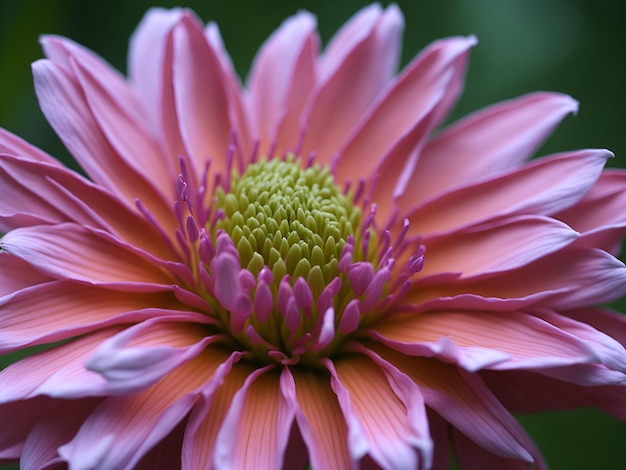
168,155,425,366
214,156,362,285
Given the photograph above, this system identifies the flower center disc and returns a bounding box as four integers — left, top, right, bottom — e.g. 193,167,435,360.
206,156,385,365
215,157,361,290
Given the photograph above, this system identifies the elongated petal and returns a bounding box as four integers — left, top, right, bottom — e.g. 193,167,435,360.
426,410,452,470
1,223,176,289
318,4,384,80
0,155,171,257
482,369,626,420
559,171,626,227
437,246,626,310
69,45,175,190
371,310,595,371
558,170,626,253
134,418,187,470
129,7,185,132
335,36,476,186
328,354,426,469
172,15,232,177
204,22,254,160
373,345,537,463
535,310,626,373
0,252,52,298
300,4,403,165
418,215,577,280
0,128,57,164
213,367,294,469
363,33,474,223
20,398,100,470
247,11,317,157
451,428,545,470
86,315,216,393
0,157,91,231
32,59,173,218
284,367,359,469
568,307,626,349
182,360,250,470
0,281,181,353
0,328,123,402
58,348,231,470
400,92,578,208
405,149,611,236
0,398,49,460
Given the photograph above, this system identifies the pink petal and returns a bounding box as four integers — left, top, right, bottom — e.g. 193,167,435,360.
134,418,187,470
319,4,401,84
300,4,403,165
406,148,612,236
58,348,232,469
20,398,100,470
558,170,626,254
374,345,537,463
247,11,317,157
0,157,93,231
1,223,176,289
0,252,51,298
213,367,294,469
568,307,626,349
0,127,57,164
204,22,239,87
86,315,215,393
284,367,359,469
172,15,232,178
558,170,626,228
535,310,626,373
128,7,185,133
372,310,595,371
41,34,150,131
483,369,626,420
399,92,579,210
335,36,476,186
32,60,173,218
441,246,626,310
451,427,545,470
0,155,172,256
0,328,123,402
418,215,578,280
204,22,254,161
0,281,184,353
327,354,425,469
340,350,435,468
182,359,250,470
426,410,451,470
68,44,175,193
0,397,49,460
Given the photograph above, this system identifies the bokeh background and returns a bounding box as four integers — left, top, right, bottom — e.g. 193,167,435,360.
1,0,625,468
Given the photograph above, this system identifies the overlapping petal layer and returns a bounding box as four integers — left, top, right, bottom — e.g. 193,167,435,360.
1,4,625,470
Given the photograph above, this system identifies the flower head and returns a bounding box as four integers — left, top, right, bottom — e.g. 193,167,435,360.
1,4,626,469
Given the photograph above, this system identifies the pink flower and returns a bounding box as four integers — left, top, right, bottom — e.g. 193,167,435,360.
1,4,626,469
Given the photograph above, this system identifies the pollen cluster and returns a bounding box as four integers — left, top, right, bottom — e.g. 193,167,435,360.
214,157,361,288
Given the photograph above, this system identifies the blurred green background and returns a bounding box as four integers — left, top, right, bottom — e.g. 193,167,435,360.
1,0,625,468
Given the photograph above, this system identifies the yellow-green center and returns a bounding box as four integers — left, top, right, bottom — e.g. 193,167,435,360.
214,157,361,288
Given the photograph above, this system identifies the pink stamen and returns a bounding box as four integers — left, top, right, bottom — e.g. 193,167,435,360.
253,281,273,323
338,299,361,334
309,307,335,352
186,215,199,243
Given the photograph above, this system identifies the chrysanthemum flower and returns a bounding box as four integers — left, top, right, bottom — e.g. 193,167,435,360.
1,4,626,469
